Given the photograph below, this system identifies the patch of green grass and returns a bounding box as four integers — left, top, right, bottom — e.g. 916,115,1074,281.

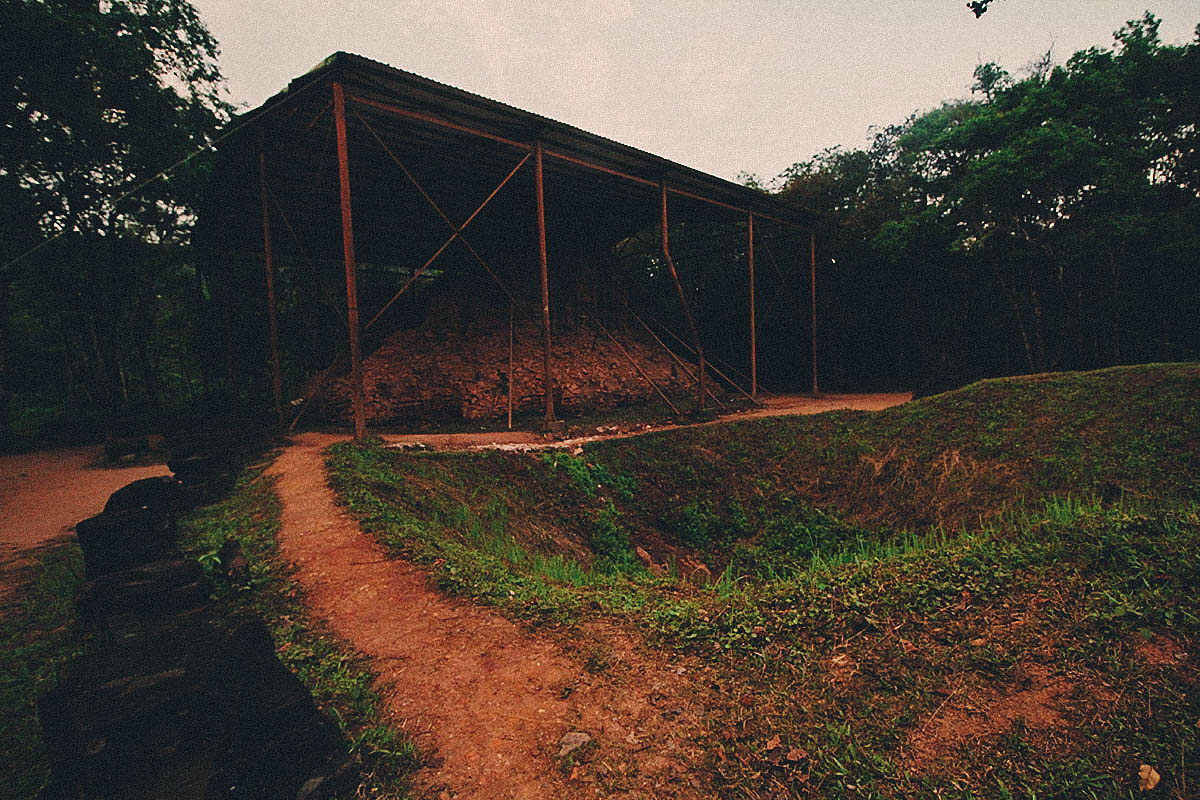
540,451,637,501
325,445,655,614
664,498,732,550
325,363,1200,798
0,544,87,800
178,466,421,797
589,500,641,574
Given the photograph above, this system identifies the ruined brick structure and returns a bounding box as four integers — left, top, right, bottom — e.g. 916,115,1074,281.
316,290,696,425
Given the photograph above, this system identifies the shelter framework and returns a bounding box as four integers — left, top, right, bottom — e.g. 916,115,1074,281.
200,52,817,439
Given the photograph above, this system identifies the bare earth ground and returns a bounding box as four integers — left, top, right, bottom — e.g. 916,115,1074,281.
0,393,909,798
268,440,710,799
731,391,912,418
0,447,168,597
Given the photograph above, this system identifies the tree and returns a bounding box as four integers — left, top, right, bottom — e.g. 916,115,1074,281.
967,1,1001,18
1,0,230,445
770,13,1200,392
971,62,1012,101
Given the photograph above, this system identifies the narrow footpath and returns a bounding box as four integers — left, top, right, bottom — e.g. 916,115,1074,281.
267,439,709,800
267,392,910,796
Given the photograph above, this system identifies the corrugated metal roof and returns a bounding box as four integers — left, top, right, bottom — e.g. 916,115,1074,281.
198,51,812,285
238,51,809,225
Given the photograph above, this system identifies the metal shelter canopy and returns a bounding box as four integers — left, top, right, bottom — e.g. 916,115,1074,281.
203,51,817,440
277,52,806,221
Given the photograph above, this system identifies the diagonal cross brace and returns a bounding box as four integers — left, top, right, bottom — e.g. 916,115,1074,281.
353,109,529,329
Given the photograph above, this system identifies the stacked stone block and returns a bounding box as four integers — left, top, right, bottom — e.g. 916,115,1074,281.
37,439,352,800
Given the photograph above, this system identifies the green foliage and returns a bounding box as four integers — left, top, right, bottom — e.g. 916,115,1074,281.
972,61,1013,100
325,444,647,606
326,444,593,618
1,0,232,447
589,500,639,574
725,503,887,580
0,545,87,799
540,452,637,500
774,15,1200,393
663,499,749,551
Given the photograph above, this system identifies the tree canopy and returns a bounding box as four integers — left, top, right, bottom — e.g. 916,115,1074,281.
1,0,230,446
771,13,1200,393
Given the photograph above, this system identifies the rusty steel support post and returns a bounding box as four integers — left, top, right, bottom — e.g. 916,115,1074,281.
535,140,554,424
508,303,514,431
748,213,757,401
258,141,283,427
810,229,818,395
660,183,705,411
333,82,366,442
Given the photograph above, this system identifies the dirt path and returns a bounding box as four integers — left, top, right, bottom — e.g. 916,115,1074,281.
734,391,911,418
266,393,908,794
298,392,912,453
541,392,912,450
0,447,168,595
268,439,710,799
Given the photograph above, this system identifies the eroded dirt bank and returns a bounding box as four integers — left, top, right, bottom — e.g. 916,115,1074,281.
268,440,710,799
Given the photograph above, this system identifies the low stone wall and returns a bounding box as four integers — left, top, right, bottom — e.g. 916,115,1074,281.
38,441,352,800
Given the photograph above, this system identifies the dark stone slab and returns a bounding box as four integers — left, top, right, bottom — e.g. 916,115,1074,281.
75,508,176,579
104,477,183,517
40,608,349,800
76,559,210,627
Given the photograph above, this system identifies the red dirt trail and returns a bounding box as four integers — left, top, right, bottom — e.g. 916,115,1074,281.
0,447,168,596
303,392,912,453
267,439,709,799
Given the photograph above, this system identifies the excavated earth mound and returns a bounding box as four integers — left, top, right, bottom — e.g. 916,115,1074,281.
319,292,698,424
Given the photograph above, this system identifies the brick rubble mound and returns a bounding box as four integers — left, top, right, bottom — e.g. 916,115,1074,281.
319,293,698,424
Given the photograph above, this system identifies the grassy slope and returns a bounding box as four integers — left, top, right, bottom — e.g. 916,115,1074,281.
328,363,1200,799
590,362,1200,537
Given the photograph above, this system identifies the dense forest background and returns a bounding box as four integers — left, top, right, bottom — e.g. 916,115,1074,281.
1,0,230,448
1,2,1197,448
758,11,1200,394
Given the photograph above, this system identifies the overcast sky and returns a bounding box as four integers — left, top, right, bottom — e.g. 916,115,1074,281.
190,1,1198,183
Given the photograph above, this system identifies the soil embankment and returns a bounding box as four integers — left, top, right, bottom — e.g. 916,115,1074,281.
268,439,709,799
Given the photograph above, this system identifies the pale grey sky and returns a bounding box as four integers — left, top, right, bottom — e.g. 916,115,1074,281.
191,1,1198,182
